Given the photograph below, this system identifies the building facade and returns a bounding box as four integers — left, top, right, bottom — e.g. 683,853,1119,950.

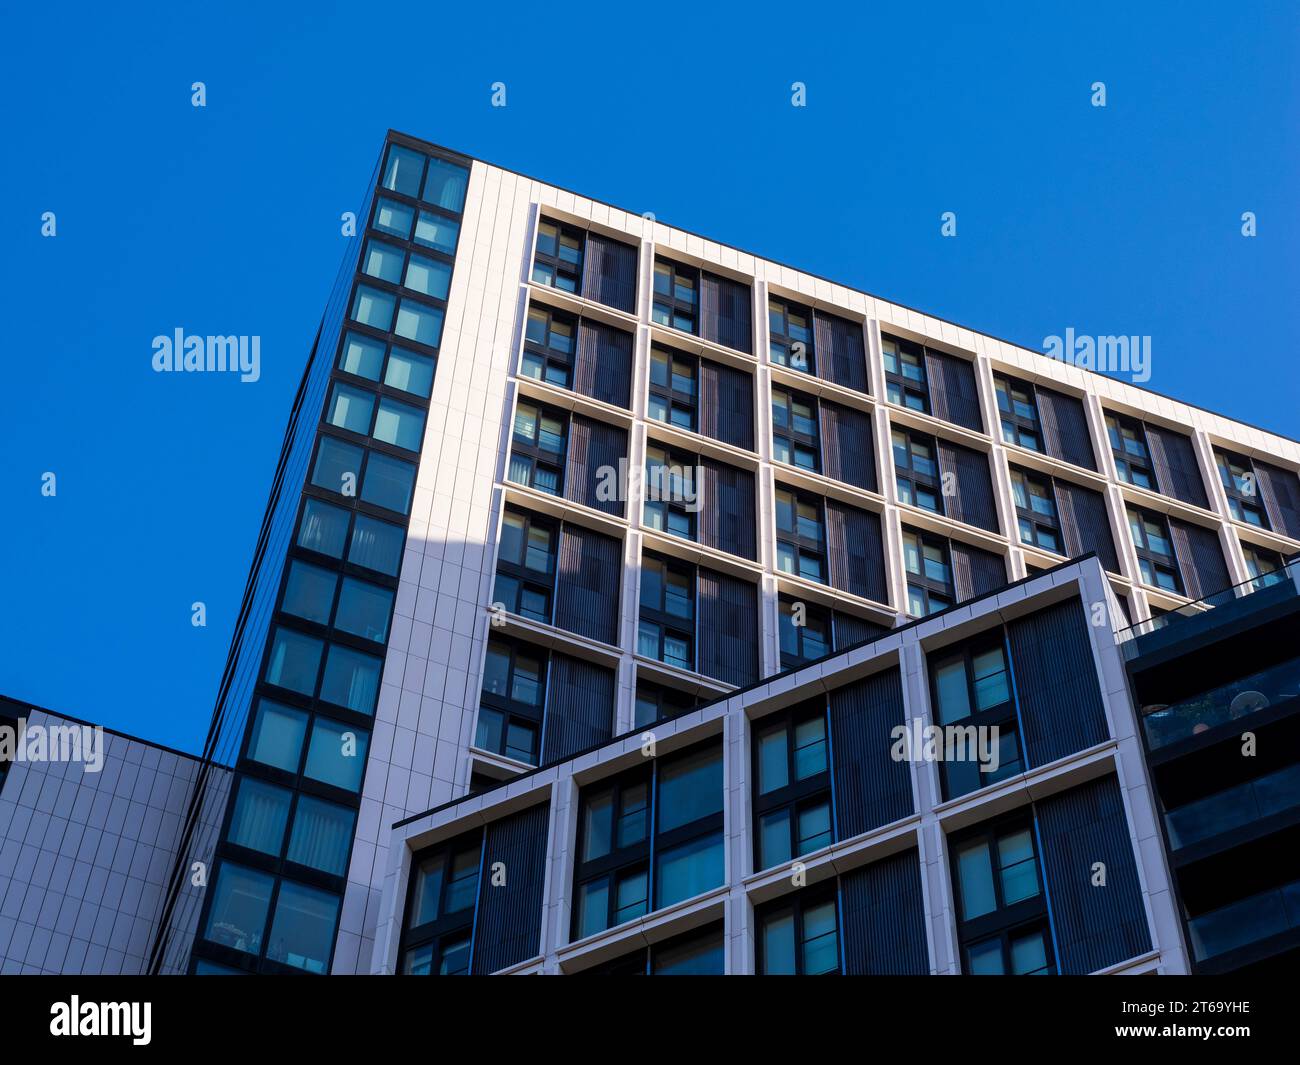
2,130,1299,974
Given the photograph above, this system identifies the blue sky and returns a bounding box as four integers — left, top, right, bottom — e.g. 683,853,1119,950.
1,1,1296,752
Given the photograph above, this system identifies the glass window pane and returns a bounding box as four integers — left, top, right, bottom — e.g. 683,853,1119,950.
998,829,1040,905
204,863,273,955
326,381,375,435
797,801,832,854
414,210,458,253
617,782,648,847
281,561,337,625
793,716,827,780
658,746,723,831
350,284,395,331
934,658,972,725
394,300,444,348
966,937,1004,975
334,578,394,643
404,254,450,299
311,437,364,497
287,796,356,875
655,831,724,908
373,197,413,238
363,239,404,283
1011,928,1049,975
576,877,610,939
439,934,471,975
757,726,789,795
304,718,369,792
348,514,404,576
297,498,350,558
758,808,792,869
266,880,339,974
761,909,797,974
956,839,997,920
360,452,416,514
338,331,385,380
444,848,480,913
384,347,435,397
614,869,649,924
410,857,445,927
228,778,291,856
382,145,424,196
422,157,469,211
319,643,382,715
582,789,614,862
247,700,308,772
372,396,427,451
264,627,323,695
802,899,839,974
653,929,724,975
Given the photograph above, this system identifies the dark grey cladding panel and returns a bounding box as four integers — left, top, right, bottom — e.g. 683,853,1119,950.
573,319,633,409
1145,425,1208,509
1055,479,1120,574
1035,775,1152,974
829,667,913,838
924,349,983,432
820,400,877,492
699,458,756,561
554,523,621,645
814,311,869,395
937,441,999,533
1168,518,1230,601
1037,387,1096,471
698,359,754,451
826,500,888,604
541,653,615,765
564,414,627,517
700,273,752,354
840,849,929,975
1007,596,1109,768
1256,460,1300,540
472,801,551,974
697,568,760,687
949,540,1006,602
580,232,638,313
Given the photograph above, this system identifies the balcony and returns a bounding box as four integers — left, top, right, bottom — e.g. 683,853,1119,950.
1166,763,1300,851
1188,879,1300,964
1140,655,1300,751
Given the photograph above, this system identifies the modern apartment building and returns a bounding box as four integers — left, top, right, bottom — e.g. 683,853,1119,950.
2,130,1299,975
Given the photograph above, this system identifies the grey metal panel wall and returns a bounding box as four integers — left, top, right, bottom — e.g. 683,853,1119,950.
699,458,756,561
937,441,999,532
833,611,891,651
923,350,983,432
697,568,759,687
541,654,615,764
820,400,877,492
1007,597,1109,767
1145,426,1208,508
554,523,621,645
826,500,888,604
949,540,1006,601
573,319,633,409
698,359,754,450
1054,480,1120,574
829,667,913,838
1169,518,1230,600
814,311,869,394
579,233,638,313
839,850,929,975
1256,460,1300,540
1035,775,1152,974
564,415,626,517
471,801,551,974
1037,387,1096,470
700,273,752,354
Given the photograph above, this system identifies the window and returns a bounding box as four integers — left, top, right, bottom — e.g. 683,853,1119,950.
752,700,832,871
246,700,309,773
774,487,826,583
995,374,1042,452
338,331,386,380
348,514,405,576
952,818,1054,975
902,529,953,618
333,577,394,643
381,144,425,197
1126,507,1182,594
372,396,426,451
475,639,546,765
892,429,941,513
227,778,291,857
778,595,831,670
638,554,694,670
772,388,820,472
203,863,273,957
1105,413,1155,490
652,259,699,334
286,795,356,876
304,716,370,792
1242,543,1285,592
265,880,340,974
360,451,417,515
493,507,556,622
403,253,450,300
929,633,1022,799
643,444,698,540
394,298,443,348
507,401,565,496
264,627,323,696
881,334,929,412
1009,468,1062,554
757,887,840,975
373,197,414,240
384,347,435,398
521,304,576,388
1216,450,1268,528
647,346,697,431
297,498,350,559
413,210,458,254
319,643,382,715
421,156,468,213
362,239,404,284
325,381,375,436
349,284,396,332
402,833,481,976
769,298,813,373
532,219,583,293
572,740,724,940
281,560,337,626
633,682,697,728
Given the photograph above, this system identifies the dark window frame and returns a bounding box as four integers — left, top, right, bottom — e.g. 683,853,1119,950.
633,682,698,729
652,257,700,335
751,700,833,873
892,428,942,514
881,333,930,413
994,374,1043,453
531,217,584,295
492,505,558,623
902,527,954,618
1215,449,1270,529
643,441,699,542
774,485,828,584
398,829,484,975
1009,467,1063,555
1104,412,1156,492
638,552,696,671
520,302,577,390
777,595,832,670
755,882,842,975
647,344,699,432
508,399,568,497
476,637,549,765
768,297,815,374
771,386,821,473
1126,506,1183,595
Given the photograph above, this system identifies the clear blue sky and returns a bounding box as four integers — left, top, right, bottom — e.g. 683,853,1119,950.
1,1,1296,753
